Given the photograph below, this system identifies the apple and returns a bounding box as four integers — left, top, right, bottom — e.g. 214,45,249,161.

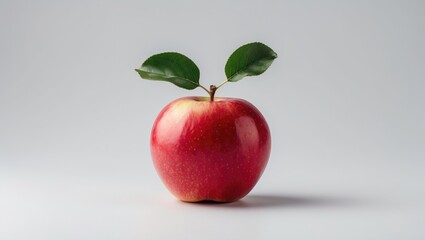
135,42,277,202
150,96,271,202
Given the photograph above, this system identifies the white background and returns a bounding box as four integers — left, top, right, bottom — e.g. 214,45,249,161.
1,0,424,239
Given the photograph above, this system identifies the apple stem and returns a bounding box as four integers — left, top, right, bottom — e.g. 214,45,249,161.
209,85,217,102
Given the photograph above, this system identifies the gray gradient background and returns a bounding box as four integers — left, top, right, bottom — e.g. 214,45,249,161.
1,0,424,239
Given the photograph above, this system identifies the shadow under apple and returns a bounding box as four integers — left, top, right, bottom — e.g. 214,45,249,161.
192,194,366,209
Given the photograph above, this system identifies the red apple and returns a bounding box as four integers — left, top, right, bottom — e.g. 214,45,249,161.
150,96,271,202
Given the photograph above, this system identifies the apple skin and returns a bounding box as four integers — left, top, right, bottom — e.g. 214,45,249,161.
150,96,271,202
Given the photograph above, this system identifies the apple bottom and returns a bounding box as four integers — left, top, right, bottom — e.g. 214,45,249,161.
152,155,267,202
150,97,271,203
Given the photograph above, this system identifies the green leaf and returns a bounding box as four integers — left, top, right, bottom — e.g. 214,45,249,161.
225,42,277,82
135,52,200,90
